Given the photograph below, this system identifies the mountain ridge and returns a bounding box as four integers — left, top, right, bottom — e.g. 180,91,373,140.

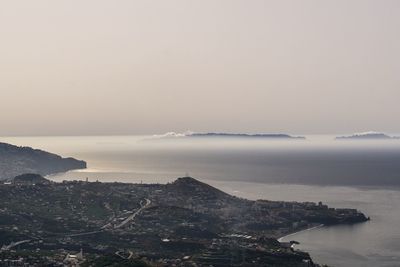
0,142,86,180
151,131,306,140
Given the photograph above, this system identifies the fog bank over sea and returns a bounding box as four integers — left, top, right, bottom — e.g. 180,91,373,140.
2,134,400,187
1,134,400,266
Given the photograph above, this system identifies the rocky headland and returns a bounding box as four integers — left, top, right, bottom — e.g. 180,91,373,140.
0,142,86,180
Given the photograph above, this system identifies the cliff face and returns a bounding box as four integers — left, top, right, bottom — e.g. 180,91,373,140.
0,142,86,180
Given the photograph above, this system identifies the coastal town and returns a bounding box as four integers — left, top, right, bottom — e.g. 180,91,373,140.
0,174,368,266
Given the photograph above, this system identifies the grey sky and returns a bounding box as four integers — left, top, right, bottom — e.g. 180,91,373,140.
1,0,399,135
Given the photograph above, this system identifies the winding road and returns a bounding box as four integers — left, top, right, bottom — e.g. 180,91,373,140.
68,198,151,237
115,198,151,229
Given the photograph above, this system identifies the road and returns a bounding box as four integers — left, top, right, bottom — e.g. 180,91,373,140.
68,231,103,237
114,198,151,229
1,240,31,251
68,198,151,237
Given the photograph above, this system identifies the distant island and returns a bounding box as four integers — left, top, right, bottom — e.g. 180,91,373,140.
151,131,306,140
190,133,306,139
0,175,368,266
336,132,400,140
0,142,86,180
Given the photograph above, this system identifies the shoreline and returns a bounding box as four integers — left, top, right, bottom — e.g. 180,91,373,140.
48,171,400,193
278,224,324,242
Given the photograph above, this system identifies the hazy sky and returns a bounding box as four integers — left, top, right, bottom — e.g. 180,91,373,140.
1,0,399,136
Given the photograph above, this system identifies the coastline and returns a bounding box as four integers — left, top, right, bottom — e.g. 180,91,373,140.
3,173,375,266
278,224,324,242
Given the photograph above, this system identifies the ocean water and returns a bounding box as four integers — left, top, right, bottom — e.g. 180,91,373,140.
1,135,400,267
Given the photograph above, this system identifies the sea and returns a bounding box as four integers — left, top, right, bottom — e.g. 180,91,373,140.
1,135,400,267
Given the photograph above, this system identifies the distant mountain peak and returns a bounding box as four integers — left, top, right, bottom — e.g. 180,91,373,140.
172,177,213,188
169,177,232,200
